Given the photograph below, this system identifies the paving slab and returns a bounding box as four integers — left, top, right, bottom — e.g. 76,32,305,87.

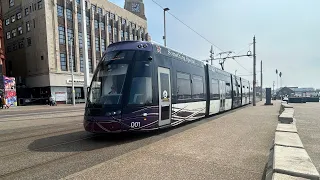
276,124,297,133
273,145,319,179
272,173,309,180
274,132,303,148
294,103,320,173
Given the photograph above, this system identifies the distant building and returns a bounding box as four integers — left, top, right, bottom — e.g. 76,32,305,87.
289,87,318,97
276,87,318,98
1,0,149,103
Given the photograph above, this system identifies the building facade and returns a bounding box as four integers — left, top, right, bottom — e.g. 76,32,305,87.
0,4,6,76
1,0,149,103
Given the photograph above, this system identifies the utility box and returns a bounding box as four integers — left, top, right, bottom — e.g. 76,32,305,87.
265,88,273,105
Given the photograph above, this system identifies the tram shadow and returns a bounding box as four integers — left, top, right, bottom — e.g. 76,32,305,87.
28,104,249,153
27,127,175,153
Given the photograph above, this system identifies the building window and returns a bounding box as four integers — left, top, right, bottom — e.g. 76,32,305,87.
18,26,23,35
6,32,11,39
88,58,93,73
26,21,31,32
97,7,102,14
77,13,82,23
94,20,98,29
80,56,84,72
114,28,118,42
13,43,18,51
67,9,73,20
78,32,83,48
19,41,24,49
100,21,105,30
101,39,106,52
67,29,74,42
95,38,100,51
25,8,29,16
9,0,14,7
110,13,115,19
60,53,67,71
125,32,128,40
11,15,16,23
57,5,64,17
87,34,91,48
69,54,76,72
12,29,17,37
177,72,191,100
86,16,90,27
91,5,96,13
120,30,124,41
192,75,204,99
5,19,9,26
76,0,80,4
58,26,65,44
17,12,22,20
27,37,32,46
37,0,43,9
108,25,112,33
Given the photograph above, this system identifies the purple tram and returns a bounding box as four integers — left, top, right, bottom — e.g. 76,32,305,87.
84,41,252,133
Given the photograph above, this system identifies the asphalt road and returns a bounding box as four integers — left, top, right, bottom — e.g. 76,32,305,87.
0,102,278,180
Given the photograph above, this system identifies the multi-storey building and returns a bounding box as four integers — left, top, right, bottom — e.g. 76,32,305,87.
1,0,149,103
0,4,6,76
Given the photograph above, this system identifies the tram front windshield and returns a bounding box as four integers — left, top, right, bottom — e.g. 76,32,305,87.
88,50,153,106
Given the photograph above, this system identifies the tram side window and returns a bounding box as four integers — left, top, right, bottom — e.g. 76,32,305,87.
177,72,191,100
226,83,232,98
192,75,204,100
211,79,219,100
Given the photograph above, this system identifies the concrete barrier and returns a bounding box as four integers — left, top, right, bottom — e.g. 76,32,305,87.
279,103,293,114
279,109,294,124
265,102,320,180
276,124,297,133
274,132,304,148
273,146,319,179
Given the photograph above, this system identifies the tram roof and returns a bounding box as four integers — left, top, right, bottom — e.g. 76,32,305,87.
106,41,248,81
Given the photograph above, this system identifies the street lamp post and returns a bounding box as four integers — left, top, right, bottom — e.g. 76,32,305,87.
69,38,76,106
163,8,169,47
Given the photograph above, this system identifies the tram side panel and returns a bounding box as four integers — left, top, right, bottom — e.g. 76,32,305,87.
165,55,207,126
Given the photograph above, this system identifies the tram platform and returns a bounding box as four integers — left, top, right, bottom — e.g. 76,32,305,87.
64,101,280,180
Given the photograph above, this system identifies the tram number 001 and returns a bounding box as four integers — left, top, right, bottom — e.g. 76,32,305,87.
130,122,141,128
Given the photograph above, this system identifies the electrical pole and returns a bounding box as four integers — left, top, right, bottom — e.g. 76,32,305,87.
260,60,263,101
70,38,75,106
210,45,214,65
81,0,90,102
163,8,169,47
253,36,256,106
273,81,275,95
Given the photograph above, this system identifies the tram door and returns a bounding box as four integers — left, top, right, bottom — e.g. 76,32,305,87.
158,67,172,127
219,80,226,111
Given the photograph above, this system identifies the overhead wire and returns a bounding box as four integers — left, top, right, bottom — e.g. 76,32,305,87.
150,0,224,52
150,0,253,74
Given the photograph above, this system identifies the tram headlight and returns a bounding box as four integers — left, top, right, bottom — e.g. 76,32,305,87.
116,110,121,115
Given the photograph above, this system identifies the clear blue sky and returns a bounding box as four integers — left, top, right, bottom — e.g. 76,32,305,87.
109,0,320,89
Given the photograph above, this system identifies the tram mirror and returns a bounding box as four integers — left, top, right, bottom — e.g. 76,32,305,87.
148,56,153,61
